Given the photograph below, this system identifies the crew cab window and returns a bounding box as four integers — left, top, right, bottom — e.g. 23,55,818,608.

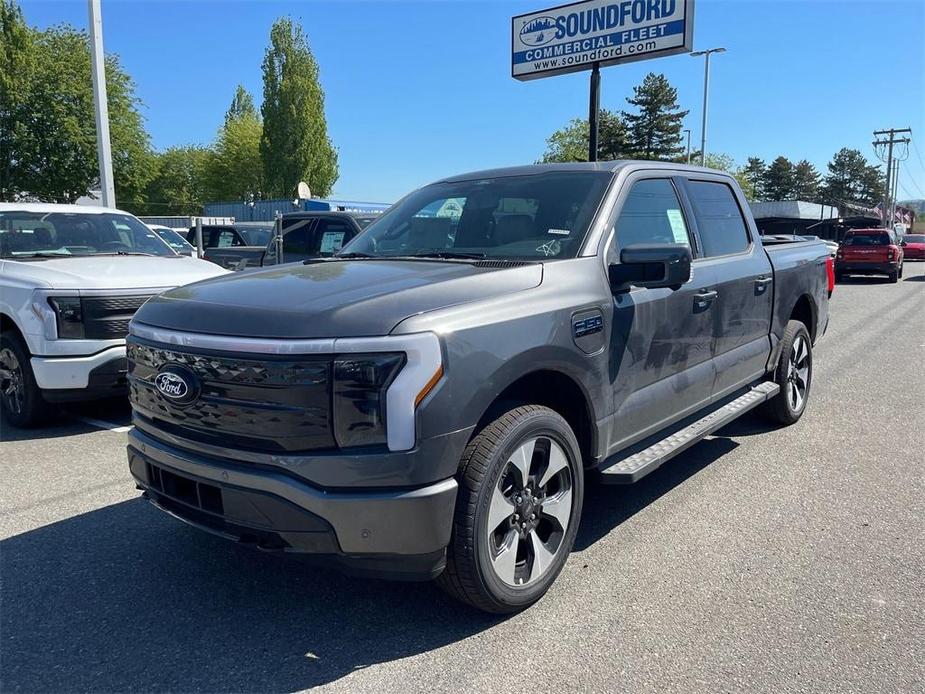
609,179,690,263
686,181,750,257
282,220,316,256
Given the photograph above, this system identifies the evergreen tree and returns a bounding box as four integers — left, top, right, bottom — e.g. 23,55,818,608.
621,73,688,160
224,84,257,124
260,17,338,198
740,157,766,201
791,159,821,202
821,148,883,209
763,156,796,200
539,109,626,162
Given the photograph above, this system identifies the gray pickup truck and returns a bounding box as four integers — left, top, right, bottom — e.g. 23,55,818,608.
125,162,833,613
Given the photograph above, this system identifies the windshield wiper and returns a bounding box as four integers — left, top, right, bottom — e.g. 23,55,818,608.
3,252,74,259
333,252,375,259
410,250,486,260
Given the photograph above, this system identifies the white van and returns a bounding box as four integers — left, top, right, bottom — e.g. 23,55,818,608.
0,203,227,426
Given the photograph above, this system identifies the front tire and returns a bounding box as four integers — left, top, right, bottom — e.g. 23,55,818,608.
0,331,53,428
761,320,812,426
437,405,584,613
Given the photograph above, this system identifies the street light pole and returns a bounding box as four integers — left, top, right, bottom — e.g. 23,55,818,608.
690,47,726,167
88,0,115,207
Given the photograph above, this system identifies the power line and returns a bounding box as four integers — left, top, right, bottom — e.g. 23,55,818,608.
872,127,911,226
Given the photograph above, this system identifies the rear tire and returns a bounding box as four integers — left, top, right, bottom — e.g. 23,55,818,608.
834,271,844,283
760,320,812,426
437,405,584,614
0,331,54,428
888,270,899,283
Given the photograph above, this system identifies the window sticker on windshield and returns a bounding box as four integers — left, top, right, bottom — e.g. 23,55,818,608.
548,228,570,235
536,239,560,256
666,209,689,244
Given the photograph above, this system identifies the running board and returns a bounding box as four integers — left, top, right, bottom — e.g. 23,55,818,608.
598,382,780,484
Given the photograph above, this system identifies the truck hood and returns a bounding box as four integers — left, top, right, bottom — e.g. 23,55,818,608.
134,259,543,338
1,256,227,290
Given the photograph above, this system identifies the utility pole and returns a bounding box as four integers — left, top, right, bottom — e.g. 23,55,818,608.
890,160,900,227
872,127,911,229
691,47,726,166
88,0,115,207
684,129,692,165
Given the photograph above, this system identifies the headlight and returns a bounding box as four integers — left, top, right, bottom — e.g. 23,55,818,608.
48,297,85,339
332,353,405,448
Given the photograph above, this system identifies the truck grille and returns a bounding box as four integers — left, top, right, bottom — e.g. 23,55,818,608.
127,339,334,453
83,295,153,339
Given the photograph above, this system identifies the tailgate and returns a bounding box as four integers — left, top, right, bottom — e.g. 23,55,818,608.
841,246,889,262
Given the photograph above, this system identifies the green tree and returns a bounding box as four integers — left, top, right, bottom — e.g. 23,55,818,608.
143,146,212,215
740,157,766,201
0,0,34,199
539,109,627,162
821,148,883,209
260,17,337,198
225,84,256,124
622,73,688,160
763,156,796,200
791,159,821,202
208,106,264,202
1,16,152,205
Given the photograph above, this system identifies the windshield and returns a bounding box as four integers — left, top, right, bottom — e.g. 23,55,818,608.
904,234,925,243
339,172,611,260
241,227,274,246
842,232,889,246
154,228,194,252
0,211,177,258
354,216,377,230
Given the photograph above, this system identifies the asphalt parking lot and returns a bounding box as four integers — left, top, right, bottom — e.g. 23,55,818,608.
2,266,923,694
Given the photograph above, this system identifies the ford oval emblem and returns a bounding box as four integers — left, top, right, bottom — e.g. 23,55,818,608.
520,16,557,46
153,368,199,405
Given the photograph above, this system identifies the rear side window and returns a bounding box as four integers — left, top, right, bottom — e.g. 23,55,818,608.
686,181,750,257
609,178,690,262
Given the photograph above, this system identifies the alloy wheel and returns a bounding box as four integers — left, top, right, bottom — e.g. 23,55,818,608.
486,436,574,587
787,335,810,413
0,347,25,416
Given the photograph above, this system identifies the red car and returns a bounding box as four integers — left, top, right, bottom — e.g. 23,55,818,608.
835,228,905,283
902,233,925,260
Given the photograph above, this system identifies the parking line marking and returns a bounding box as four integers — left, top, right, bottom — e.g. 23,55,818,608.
76,417,132,433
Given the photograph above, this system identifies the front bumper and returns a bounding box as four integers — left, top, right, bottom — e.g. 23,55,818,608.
31,346,129,400
127,428,458,580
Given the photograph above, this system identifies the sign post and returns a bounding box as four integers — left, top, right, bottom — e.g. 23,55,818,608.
588,63,601,161
512,0,695,160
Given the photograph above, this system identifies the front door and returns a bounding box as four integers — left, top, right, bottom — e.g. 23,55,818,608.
606,176,718,452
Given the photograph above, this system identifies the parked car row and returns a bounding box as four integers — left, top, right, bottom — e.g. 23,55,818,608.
185,212,377,270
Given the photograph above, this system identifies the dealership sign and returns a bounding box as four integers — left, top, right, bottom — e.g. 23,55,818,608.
512,0,695,80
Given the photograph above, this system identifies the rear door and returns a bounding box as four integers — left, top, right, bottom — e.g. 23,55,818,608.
606,175,718,449
679,177,774,400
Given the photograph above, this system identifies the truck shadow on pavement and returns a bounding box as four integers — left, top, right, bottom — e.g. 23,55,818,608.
1,413,771,692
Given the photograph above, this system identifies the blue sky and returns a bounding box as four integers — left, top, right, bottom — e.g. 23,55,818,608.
21,0,925,203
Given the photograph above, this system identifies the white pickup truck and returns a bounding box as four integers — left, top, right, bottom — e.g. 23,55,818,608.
0,203,227,427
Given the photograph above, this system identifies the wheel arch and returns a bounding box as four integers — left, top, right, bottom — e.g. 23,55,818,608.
472,369,597,469
789,294,817,343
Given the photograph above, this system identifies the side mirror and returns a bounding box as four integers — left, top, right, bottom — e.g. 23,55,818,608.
609,243,692,292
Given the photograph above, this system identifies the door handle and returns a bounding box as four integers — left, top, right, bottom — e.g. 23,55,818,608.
694,290,718,310
755,276,773,294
